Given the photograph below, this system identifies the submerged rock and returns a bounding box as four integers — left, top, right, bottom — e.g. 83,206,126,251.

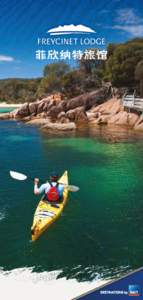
26,118,50,126
0,112,11,120
42,122,76,132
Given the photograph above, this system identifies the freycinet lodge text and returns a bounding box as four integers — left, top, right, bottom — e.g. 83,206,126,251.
37,37,106,46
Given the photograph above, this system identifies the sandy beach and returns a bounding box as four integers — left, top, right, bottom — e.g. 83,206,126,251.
0,102,22,107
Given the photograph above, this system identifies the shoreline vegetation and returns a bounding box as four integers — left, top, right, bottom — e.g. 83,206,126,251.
0,38,143,142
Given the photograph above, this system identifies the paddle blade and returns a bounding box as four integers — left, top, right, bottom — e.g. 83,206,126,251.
10,171,27,181
67,185,79,192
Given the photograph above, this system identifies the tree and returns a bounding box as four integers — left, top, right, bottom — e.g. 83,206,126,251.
107,43,117,58
43,61,70,77
105,39,143,87
38,74,62,95
79,48,105,74
36,61,71,98
62,70,84,97
0,78,41,103
135,60,143,97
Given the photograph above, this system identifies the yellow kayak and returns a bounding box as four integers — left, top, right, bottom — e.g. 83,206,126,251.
31,171,68,241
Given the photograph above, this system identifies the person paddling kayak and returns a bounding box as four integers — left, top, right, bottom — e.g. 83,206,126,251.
34,173,64,202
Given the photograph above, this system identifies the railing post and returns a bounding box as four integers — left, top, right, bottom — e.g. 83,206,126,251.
133,94,135,107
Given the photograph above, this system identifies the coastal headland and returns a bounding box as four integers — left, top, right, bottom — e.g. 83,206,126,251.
1,86,143,142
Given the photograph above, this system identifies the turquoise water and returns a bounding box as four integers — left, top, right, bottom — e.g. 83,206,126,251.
0,107,17,113
0,120,143,281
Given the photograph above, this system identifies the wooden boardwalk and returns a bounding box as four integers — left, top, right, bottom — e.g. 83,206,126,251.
122,94,143,112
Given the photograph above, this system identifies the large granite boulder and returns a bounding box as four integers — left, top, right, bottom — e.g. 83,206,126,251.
66,107,88,124
126,113,139,127
37,101,46,114
47,100,67,118
88,97,140,128
14,103,30,118
29,102,37,115
47,106,62,119
56,100,67,112
108,111,139,127
75,108,88,124
59,117,70,124
66,86,111,111
91,98,123,115
134,116,143,131
57,111,66,120
36,98,54,114
66,108,77,121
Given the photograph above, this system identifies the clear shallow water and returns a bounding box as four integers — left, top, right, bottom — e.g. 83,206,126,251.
0,107,17,113
0,120,143,281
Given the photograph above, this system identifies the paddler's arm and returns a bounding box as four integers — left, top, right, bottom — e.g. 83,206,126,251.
34,178,40,195
34,179,49,195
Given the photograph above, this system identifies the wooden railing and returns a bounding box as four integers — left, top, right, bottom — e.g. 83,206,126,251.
122,94,143,111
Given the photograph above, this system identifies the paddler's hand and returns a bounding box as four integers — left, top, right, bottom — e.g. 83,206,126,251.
34,178,40,195
34,178,39,184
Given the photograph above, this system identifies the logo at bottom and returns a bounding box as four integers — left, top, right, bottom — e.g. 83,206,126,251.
128,285,141,296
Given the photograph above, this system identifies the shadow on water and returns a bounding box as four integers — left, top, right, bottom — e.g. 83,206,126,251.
42,124,143,143
41,141,114,171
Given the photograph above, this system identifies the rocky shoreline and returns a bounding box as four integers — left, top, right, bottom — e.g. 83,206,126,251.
1,87,143,141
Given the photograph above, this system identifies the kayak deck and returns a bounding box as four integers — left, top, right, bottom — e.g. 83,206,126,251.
31,171,68,241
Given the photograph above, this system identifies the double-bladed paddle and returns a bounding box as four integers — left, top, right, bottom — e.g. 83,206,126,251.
10,170,79,192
